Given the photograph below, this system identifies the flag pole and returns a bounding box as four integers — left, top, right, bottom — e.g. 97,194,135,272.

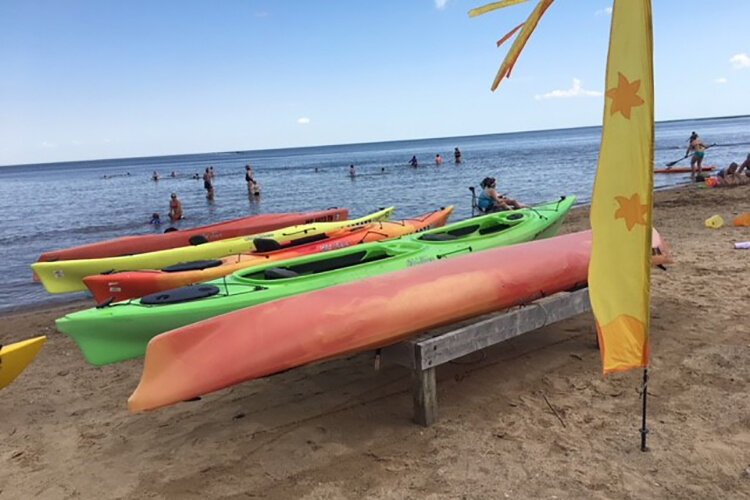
640,368,649,451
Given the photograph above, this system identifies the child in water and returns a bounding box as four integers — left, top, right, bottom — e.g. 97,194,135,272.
149,213,161,225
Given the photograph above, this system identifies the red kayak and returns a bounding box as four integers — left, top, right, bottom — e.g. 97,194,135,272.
128,230,594,412
654,166,715,174
37,208,348,262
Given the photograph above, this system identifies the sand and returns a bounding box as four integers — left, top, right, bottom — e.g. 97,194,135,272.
1,183,749,499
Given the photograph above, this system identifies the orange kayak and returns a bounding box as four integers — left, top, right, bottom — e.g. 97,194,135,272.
654,166,715,174
128,230,592,412
84,207,454,303
37,208,349,263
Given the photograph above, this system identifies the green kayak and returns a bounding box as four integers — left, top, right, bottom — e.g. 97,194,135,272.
57,196,576,365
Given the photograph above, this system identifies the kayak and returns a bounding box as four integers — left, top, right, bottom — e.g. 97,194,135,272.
127,230,591,412
654,166,715,174
83,207,455,303
36,208,349,263
32,207,394,294
56,197,576,366
128,227,673,412
0,336,46,390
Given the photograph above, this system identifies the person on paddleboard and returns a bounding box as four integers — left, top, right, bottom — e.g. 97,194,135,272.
477,177,525,212
169,193,183,221
689,134,709,182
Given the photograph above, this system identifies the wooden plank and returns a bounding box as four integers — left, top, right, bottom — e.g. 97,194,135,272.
412,366,437,426
416,288,590,370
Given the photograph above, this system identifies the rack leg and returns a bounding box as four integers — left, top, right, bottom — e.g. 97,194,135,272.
412,367,437,426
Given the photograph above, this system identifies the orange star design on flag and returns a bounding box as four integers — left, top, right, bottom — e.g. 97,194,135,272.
606,72,645,119
614,193,648,231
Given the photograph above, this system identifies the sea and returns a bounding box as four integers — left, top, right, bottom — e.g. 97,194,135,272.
1,115,749,313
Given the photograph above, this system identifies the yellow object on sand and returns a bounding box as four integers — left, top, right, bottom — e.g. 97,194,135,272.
31,207,395,294
705,215,724,229
0,336,46,390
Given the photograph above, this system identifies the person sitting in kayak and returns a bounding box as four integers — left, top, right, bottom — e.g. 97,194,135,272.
477,177,525,212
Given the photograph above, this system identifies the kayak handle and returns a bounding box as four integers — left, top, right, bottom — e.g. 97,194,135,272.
436,246,473,259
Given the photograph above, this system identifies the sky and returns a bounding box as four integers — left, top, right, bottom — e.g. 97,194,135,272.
1,0,748,166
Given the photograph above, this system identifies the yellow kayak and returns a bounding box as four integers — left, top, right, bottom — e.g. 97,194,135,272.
0,336,46,390
33,207,395,294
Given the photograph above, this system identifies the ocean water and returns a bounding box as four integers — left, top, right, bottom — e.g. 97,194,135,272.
1,115,749,313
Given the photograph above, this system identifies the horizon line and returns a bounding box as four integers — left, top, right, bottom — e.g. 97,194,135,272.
2,113,748,169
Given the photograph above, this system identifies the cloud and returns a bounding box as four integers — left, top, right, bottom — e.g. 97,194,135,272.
714,77,727,84
595,6,612,16
41,141,56,148
434,0,449,9
254,11,269,18
534,78,603,100
730,53,750,69
297,117,311,125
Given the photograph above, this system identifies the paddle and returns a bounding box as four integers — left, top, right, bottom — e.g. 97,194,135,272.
665,143,717,167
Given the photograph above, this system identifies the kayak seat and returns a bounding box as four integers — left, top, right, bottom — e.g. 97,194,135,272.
141,285,221,305
264,267,300,279
420,233,458,241
478,224,512,236
254,238,282,253
255,233,329,253
161,260,223,273
189,234,209,246
447,225,480,237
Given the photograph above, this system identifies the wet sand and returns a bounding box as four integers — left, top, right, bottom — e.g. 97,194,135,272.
1,183,749,499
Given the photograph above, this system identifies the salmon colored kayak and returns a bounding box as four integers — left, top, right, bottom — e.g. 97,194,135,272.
83,207,454,303
653,166,715,174
128,231,592,412
37,208,349,263
129,228,673,412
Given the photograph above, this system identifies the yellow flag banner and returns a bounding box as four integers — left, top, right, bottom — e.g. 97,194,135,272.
589,0,654,374
489,0,553,91
496,23,524,47
468,0,529,18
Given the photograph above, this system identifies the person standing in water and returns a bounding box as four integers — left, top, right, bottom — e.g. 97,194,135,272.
454,147,462,164
245,164,261,196
349,164,356,178
168,193,183,221
203,168,215,199
435,154,443,166
409,156,418,168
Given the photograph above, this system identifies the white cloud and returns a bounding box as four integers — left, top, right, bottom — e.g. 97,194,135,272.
714,77,727,84
434,0,449,10
297,117,311,125
41,141,56,148
595,6,612,16
730,53,750,69
254,11,269,18
534,78,603,100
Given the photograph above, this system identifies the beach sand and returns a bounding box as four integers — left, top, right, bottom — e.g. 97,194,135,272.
1,184,749,499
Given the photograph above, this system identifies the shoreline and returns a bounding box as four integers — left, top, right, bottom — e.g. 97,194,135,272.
1,182,749,498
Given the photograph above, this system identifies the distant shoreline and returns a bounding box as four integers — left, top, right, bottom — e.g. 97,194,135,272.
2,114,748,169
